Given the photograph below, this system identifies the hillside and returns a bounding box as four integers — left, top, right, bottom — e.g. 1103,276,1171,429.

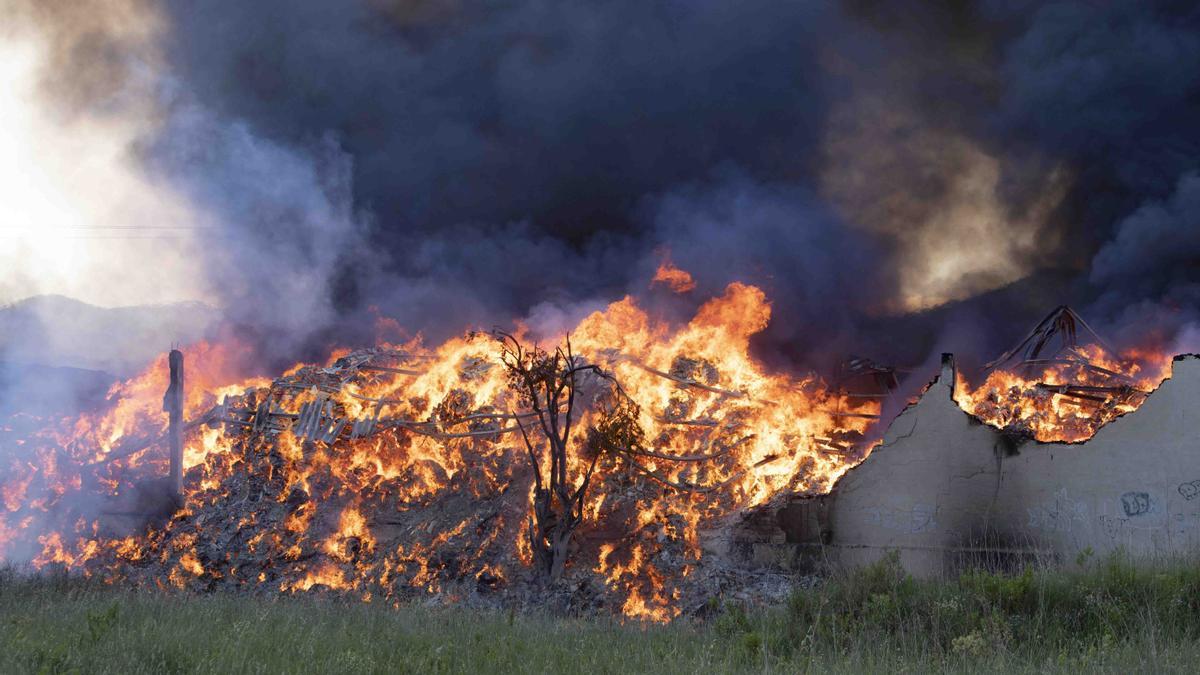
0,295,218,377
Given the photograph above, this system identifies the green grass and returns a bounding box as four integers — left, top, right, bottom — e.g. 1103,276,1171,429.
4,554,1200,673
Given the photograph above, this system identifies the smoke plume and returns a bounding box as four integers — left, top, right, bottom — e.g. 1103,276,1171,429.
4,0,1200,371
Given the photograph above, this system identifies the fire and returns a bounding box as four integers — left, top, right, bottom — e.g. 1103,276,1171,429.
179,551,204,576
15,273,1121,620
651,260,697,293
0,273,878,614
68,340,266,466
954,344,1173,442
283,562,349,592
325,505,375,562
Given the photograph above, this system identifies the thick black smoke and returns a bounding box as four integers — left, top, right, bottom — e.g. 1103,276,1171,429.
26,0,1200,371
992,2,1200,344
151,1,862,346
161,1,834,236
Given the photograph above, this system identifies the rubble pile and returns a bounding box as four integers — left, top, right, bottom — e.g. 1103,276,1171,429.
73,347,844,617
1,291,1177,619
5,282,880,621
955,307,1168,443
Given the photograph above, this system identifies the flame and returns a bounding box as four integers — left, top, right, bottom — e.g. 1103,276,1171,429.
68,340,266,466
0,274,909,620
651,261,696,293
283,562,349,592
954,344,1173,442
5,276,1178,618
179,551,204,576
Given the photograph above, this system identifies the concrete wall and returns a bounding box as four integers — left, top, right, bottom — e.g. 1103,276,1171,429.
826,354,1200,576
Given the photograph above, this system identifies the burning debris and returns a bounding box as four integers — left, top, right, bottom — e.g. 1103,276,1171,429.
0,283,877,621
0,287,1179,620
824,352,1200,577
954,306,1170,442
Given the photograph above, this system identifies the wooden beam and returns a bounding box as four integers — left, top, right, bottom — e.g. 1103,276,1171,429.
357,364,425,376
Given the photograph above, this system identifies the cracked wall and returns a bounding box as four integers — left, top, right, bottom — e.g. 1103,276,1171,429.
824,354,1200,576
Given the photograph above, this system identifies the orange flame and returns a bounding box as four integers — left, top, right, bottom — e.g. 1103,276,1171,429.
651,261,696,294
7,280,1179,618
954,344,1173,442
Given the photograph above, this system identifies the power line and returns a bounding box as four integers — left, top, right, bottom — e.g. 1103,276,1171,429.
0,226,229,239
0,226,222,230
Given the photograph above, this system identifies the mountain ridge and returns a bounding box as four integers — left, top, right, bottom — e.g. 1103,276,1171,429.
0,295,220,377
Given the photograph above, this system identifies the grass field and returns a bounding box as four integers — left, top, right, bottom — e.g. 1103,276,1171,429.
4,554,1200,674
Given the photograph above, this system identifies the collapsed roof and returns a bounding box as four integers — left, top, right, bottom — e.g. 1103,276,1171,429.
812,352,1200,576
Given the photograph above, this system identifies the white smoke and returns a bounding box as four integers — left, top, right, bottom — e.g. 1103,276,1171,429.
0,1,206,308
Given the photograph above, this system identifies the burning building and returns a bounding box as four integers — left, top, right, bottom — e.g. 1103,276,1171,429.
0,286,1188,620
733,306,1191,577
817,351,1200,576
2,0,1199,625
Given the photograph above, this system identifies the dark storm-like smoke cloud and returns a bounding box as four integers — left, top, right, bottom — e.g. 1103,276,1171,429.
148,0,906,363
990,2,1200,343
1088,172,1200,349
27,0,1199,368
643,170,886,366
161,0,833,237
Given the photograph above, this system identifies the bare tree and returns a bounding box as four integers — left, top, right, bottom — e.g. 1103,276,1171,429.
497,332,642,581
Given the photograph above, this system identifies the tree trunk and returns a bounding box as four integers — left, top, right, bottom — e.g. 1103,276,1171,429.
549,525,571,581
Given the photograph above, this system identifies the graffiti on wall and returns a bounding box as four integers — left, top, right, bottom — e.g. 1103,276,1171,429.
1178,480,1200,501
1027,488,1089,533
1120,491,1155,517
864,503,939,534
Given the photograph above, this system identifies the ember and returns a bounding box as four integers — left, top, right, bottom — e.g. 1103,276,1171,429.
0,281,877,621
954,307,1172,442
2,285,1183,620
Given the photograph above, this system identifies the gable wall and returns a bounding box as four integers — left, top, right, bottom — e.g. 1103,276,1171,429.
825,355,1200,575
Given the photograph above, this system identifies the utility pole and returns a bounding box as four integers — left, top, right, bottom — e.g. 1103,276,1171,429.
163,349,185,501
